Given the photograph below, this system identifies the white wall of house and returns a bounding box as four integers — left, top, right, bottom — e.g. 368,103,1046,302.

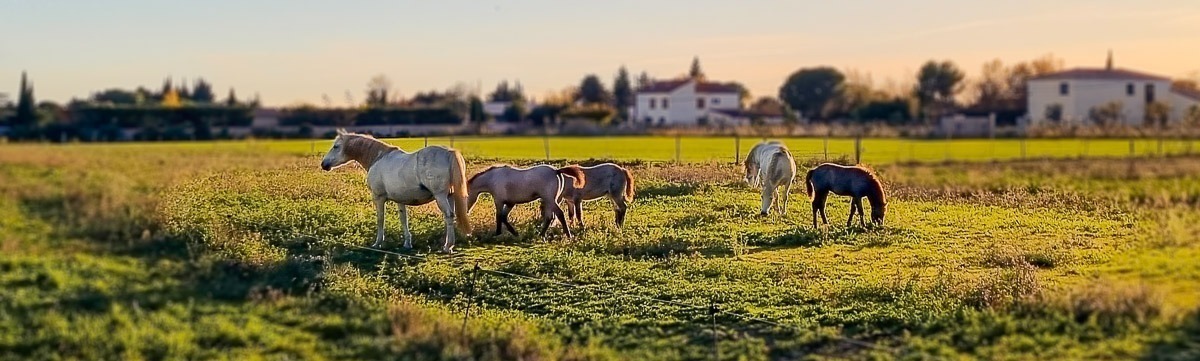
1169,92,1200,122
1028,78,1172,125
634,79,740,126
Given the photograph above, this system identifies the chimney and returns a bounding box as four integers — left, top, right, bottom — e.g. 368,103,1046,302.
1106,49,1113,70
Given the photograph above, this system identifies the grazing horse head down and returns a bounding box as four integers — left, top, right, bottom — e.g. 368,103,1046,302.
556,163,635,228
805,163,887,228
467,164,582,238
744,141,797,216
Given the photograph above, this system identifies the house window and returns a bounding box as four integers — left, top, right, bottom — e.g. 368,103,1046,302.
1059,82,1069,95
712,98,720,105
697,98,706,109
649,98,656,109
1126,83,1135,96
662,98,669,109
1145,84,1156,103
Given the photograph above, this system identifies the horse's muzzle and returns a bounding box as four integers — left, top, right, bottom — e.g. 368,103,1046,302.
320,161,331,171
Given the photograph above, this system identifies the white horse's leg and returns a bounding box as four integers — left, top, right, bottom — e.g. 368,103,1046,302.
399,205,412,249
781,180,793,216
371,196,387,248
433,194,456,253
759,181,775,216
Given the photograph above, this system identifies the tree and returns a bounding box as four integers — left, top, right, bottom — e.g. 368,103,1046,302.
1044,104,1063,122
972,59,1009,110
225,89,239,106
1183,105,1200,128
501,99,527,123
830,69,885,119
14,71,37,127
1088,101,1123,125
913,60,965,121
778,67,845,120
1144,101,1171,128
159,77,173,100
178,79,192,101
613,66,634,121
488,80,525,102
636,71,653,90
468,96,487,124
162,88,181,108
577,74,610,105
689,56,705,80
91,89,140,105
192,78,215,103
365,74,392,107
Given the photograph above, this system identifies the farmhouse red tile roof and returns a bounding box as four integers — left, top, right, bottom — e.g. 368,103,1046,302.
638,78,741,94
1030,68,1170,81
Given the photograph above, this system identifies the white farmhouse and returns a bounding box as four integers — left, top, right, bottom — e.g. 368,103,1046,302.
634,78,741,126
1027,58,1199,125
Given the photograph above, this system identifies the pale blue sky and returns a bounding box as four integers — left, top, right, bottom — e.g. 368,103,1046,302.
2,0,1197,106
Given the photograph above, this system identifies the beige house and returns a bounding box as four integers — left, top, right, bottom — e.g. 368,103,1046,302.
1027,58,1199,126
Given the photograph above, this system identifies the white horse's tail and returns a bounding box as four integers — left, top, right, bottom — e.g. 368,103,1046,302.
448,149,471,234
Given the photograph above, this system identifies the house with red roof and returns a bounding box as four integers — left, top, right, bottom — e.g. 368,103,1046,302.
1027,54,1199,125
634,77,742,126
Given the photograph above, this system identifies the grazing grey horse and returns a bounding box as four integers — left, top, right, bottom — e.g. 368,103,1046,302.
805,163,887,228
320,129,471,253
744,141,797,216
558,163,635,228
467,164,586,238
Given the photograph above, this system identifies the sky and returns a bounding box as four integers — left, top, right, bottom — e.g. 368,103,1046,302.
2,0,1198,107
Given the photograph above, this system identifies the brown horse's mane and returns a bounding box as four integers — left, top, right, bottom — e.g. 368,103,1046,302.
856,164,887,206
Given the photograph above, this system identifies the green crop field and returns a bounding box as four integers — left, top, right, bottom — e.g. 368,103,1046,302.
80,135,1200,165
3,139,1200,360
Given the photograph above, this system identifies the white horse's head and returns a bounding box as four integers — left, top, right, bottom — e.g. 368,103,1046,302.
320,129,353,171
743,159,760,186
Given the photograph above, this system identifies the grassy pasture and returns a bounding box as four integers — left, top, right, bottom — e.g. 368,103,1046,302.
60,135,1200,164
2,140,1200,360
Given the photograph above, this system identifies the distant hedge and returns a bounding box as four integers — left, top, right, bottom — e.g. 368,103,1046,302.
280,107,463,126
73,105,254,128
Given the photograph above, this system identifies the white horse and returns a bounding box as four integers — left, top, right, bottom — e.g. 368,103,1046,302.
320,129,471,253
744,140,797,216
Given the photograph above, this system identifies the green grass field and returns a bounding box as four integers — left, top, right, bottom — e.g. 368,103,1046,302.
59,135,1200,164
3,139,1200,360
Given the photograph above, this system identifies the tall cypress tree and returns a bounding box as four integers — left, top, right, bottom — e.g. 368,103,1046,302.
14,71,36,126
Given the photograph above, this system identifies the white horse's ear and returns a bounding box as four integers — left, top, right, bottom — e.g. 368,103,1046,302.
336,128,347,135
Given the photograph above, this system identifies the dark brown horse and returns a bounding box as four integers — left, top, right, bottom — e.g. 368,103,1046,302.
805,163,887,228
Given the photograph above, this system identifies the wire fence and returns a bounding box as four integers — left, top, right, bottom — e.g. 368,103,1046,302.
293,232,914,360
291,134,1200,165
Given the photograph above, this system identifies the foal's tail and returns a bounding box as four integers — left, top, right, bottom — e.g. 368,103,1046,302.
557,165,586,188
448,150,472,234
619,166,635,202
804,168,815,200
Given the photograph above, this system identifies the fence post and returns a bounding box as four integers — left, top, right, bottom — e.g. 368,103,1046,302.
461,263,481,337
544,133,551,160
424,136,429,148
734,134,741,164
310,141,315,154
823,134,829,161
710,299,719,361
1158,134,1164,157
675,134,682,163
450,134,455,148
854,135,862,164
1129,139,1135,158
1082,138,1089,158
1020,137,1027,160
